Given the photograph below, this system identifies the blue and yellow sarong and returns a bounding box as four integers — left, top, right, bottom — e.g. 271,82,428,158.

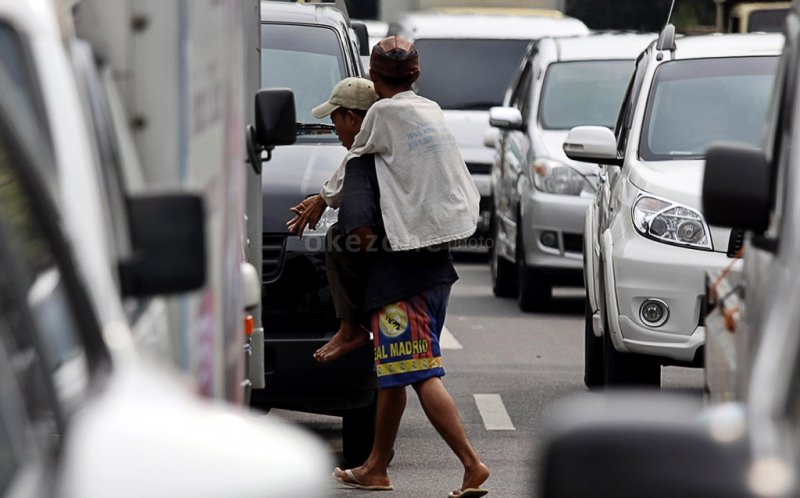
371,284,450,389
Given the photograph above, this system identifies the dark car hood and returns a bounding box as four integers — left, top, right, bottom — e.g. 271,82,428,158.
261,141,347,232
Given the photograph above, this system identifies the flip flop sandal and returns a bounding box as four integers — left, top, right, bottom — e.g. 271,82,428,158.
332,467,394,491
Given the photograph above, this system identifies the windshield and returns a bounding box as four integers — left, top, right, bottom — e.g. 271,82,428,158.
539,60,635,130
413,38,531,110
748,9,789,32
640,56,778,160
261,23,346,127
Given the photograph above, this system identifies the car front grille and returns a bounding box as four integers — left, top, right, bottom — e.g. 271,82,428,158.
563,233,583,254
465,162,492,175
262,234,286,283
726,229,745,258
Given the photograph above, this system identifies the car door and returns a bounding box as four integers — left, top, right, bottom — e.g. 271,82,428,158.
604,51,651,233
498,59,534,255
0,73,113,496
737,10,800,393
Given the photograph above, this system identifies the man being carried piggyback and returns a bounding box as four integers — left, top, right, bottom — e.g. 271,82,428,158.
289,37,489,497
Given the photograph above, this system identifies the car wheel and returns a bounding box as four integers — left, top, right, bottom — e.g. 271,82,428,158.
341,394,377,467
584,294,605,388
247,388,272,414
517,224,551,312
603,322,661,387
490,214,517,298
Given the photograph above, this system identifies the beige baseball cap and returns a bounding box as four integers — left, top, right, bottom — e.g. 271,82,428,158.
311,77,379,119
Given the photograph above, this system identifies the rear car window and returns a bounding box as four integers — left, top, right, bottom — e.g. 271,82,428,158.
640,56,778,160
261,23,346,125
539,60,635,129
748,9,790,32
413,38,531,110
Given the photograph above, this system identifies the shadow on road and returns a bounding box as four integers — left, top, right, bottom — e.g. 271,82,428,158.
548,295,584,316
451,249,489,264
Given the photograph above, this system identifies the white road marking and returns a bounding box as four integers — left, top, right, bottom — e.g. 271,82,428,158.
440,326,463,350
474,394,516,431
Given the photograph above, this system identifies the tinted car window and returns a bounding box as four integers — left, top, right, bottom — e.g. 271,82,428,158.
0,171,89,413
0,416,16,493
641,56,778,160
0,104,92,414
261,23,346,125
0,24,47,143
413,38,531,110
749,9,789,32
539,60,635,129
0,166,60,453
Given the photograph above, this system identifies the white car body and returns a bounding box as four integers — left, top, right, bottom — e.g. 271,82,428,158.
388,10,589,234
488,32,656,311
703,8,799,404
0,0,330,496
570,32,783,386
541,14,800,496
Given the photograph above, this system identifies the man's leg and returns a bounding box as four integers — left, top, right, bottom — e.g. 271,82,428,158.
334,386,406,487
413,377,490,492
315,224,370,362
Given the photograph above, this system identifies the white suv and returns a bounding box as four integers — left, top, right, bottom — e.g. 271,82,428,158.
564,28,783,386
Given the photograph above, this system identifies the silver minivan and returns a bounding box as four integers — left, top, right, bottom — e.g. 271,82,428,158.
488,32,655,311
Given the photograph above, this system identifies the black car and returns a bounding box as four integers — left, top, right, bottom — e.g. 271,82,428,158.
250,1,376,466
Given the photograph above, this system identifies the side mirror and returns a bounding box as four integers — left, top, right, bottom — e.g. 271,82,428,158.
541,393,753,498
241,262,261,311
488,106,524,131
351,22,370,56
247,89,297,174
483,128,499,148
562,125,621,165
119,193,206,297
703,143,770,232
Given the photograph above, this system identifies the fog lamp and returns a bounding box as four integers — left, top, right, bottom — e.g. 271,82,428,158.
640,299,669,327
540,231,558,249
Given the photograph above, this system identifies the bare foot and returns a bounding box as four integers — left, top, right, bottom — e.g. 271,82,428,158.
313,327,369,363
458,461,490,492
332,466,392,490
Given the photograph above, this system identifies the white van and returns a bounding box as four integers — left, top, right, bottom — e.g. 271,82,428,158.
0,0,329,495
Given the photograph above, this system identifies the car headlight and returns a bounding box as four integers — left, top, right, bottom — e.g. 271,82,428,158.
532,159,594,196
632,194,712,250
303,207,339,236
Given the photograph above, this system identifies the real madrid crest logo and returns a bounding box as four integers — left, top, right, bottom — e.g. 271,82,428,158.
379,304,408,338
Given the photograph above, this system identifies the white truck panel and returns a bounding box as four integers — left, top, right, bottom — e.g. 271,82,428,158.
75,0,251,402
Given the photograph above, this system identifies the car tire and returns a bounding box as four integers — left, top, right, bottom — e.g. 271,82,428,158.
490,214,517,298
603,323,661,387
341,394,377,467
247,388,272,414
584,295,605,388
517,224,551,312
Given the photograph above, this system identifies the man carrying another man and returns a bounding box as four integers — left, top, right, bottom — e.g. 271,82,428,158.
288,37,489,497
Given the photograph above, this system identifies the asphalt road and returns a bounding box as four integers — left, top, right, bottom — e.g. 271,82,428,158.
269,256,703,498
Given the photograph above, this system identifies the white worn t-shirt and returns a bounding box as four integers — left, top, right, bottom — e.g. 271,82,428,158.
320,91,480,251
